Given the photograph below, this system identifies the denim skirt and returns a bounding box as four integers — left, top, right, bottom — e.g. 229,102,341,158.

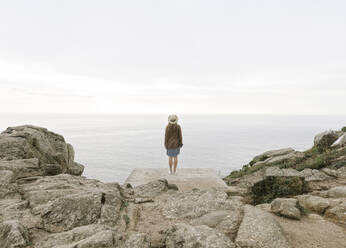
166,147,180,157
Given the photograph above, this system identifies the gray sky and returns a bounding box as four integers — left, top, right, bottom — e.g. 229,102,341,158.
0,0,345,114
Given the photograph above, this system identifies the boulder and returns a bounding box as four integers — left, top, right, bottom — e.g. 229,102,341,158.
162,188,243,219
251,148,295,165
321,168,340,178
297,195,330,214
133,179,169,198
0,220,30,248
264,151,304,166
0,170,17,198
265,167,301,177
0,158,43,179
235,205,290,248
191,209,244,241
265,167,332,182
332,133,346,147
307,213,324,220
300,168,332,182
72,230,115,248
19,174,123,233
271,198,301,219
41,192,103,232
327,186,346,198
36,224,122,248
0,125,84,176
251,151,304,168
165,223,235,248
224,186,248,197
255,203,271,212
324,201,346,224
314,130,339,152
123,232,151,248
0,170,15,185
336,166,346,178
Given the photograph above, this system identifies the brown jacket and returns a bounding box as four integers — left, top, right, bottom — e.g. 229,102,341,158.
165,123,183,149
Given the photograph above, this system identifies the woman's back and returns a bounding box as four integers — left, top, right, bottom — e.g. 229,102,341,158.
165,123,182,149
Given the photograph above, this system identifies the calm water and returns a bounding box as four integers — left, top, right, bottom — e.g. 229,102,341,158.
0,114,345,183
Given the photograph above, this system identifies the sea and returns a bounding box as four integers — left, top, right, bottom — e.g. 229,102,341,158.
0,114,345,183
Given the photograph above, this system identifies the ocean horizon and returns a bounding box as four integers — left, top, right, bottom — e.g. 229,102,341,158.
1,114,345,183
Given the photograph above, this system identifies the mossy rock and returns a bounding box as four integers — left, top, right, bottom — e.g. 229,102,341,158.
315,134,338,153
251,176,308,205
249,155,269,166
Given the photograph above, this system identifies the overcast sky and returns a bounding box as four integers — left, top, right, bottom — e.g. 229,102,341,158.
0,0,345,114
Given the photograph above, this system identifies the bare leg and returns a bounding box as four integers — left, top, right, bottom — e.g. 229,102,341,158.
173,156,178,173
169,157,173,173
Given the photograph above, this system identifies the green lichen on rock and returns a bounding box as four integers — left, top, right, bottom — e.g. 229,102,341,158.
251,176,308,205
123,214,130,225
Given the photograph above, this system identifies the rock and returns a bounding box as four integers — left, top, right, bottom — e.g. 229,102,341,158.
0,125,84,176
224,186,248,197
271,198,301,220
255,203,271,212
191,210,243,241
252,169,307,204
0,170,15,185
0,220,30,248
321,168,340,177
19,174,123,233
297,195,330,214
162,188,243,219
67,162,84,176
336,166,346,178
325,166,346,178
265,167,331,182
72,230,115,248
41,192,103,232
264,151,305,166
165,223,235,248
327,186,346,198
314,130,339,152
300,168,332,182
36,224,118,248
251,151,304,168
66,143,75,164
324,200,346,224
251,148,295,165
224,170,264,189
235,205,290,248
167,183,179,191
0,158,43,179
37,227,150,248
43,163,63,176
307,213,324,220
332,133,346,147
0,170,17,198
134,179,169,198
123,232,151,248
265,167,302,177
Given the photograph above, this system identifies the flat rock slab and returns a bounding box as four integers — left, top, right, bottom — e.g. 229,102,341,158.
125,168,227,192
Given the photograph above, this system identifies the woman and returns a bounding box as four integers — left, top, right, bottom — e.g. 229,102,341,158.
164,114,183,174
